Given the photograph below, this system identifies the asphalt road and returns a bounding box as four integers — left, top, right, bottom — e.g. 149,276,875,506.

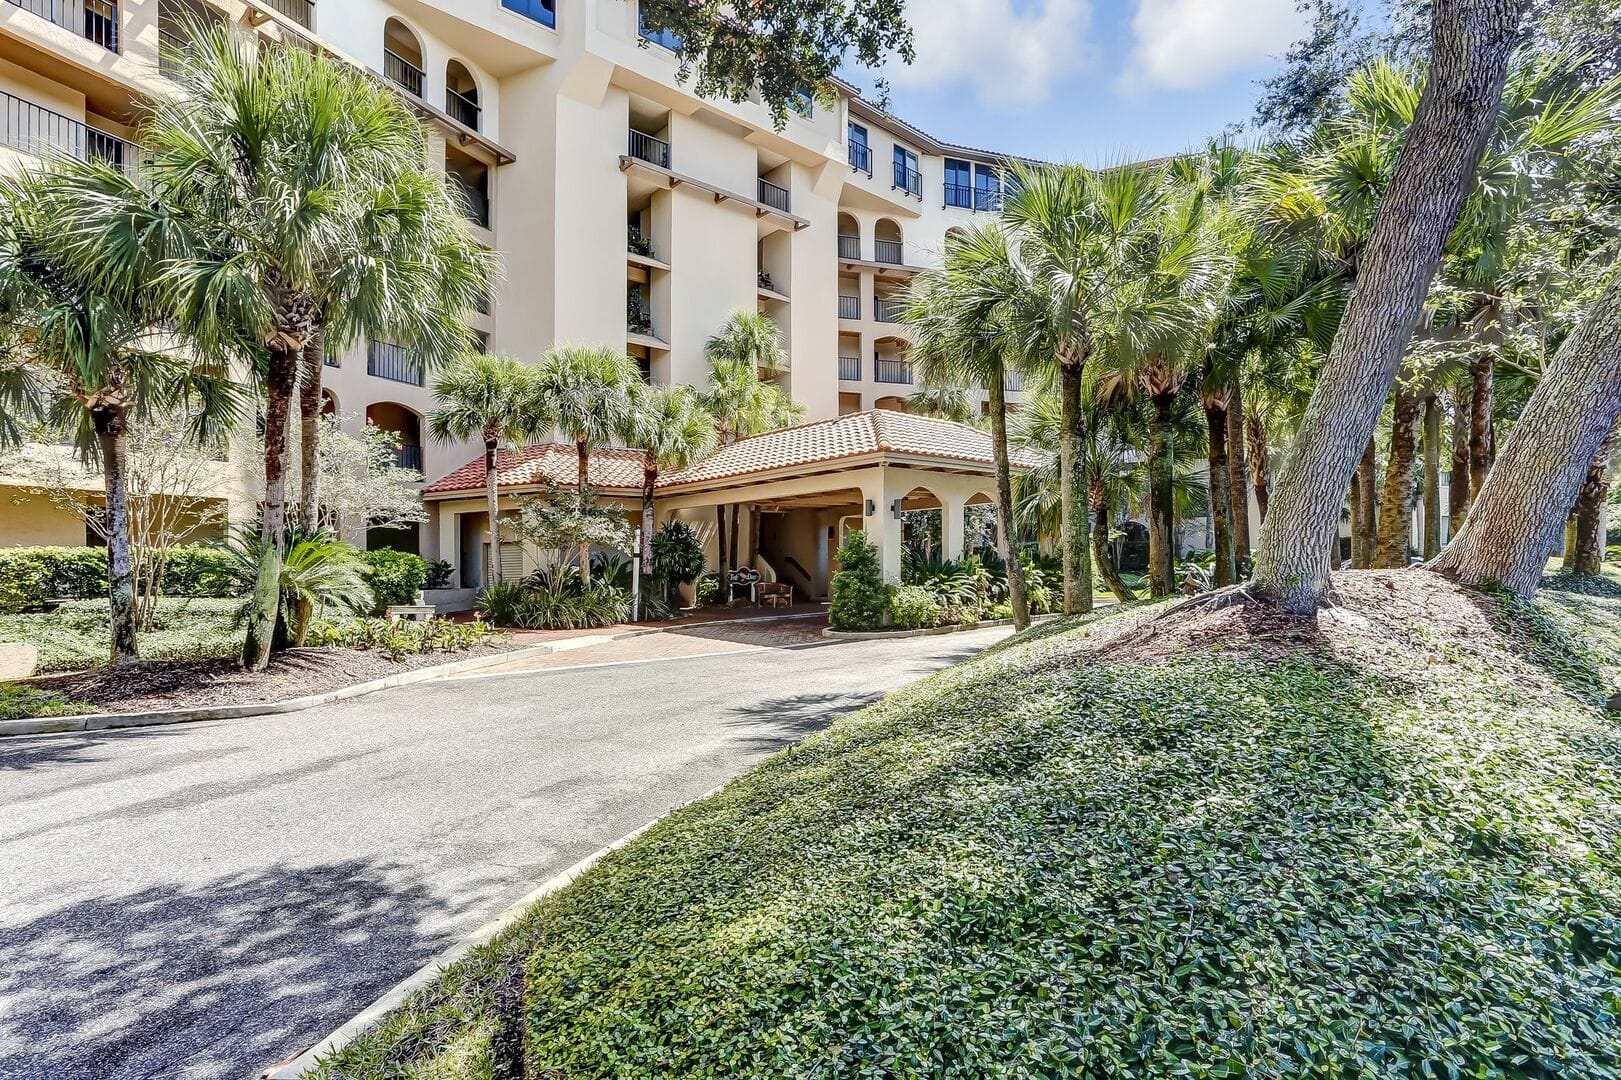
0,623,1009,1080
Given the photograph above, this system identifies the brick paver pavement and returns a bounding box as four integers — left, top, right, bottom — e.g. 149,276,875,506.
462,615,830,676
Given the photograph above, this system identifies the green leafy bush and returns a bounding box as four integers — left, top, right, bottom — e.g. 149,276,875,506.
0,598,241,671
160,546,238,598
0,683,93,721
887,585,941,630
477,566,630,630
424,559,455,590
829,531,889,631
358,549,428,614
305,617,493,660
0,545,245,613
651,521,706,584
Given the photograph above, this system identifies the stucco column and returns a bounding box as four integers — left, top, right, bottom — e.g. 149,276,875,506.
942,497,966,562
858,472,903,582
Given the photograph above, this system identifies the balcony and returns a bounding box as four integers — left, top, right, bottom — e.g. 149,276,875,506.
875,357,913,384
628,129,670,169
449,173,490,229
837,234,861,261
1003,370,1024,392
383,48,424,98
259,0,313,28
6,0,119,52
391,443,424,473
893,164,921,197
367,340,423,386
446,89,480,132
837,295,861,321
0,90,143,174
874,239,904,266
874,297,905,323
838,355,861,381
848,140,871,175
757,177,790,214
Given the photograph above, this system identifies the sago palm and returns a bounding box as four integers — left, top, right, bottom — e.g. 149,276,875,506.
622,385,715,580
36,18,493,669
428,353,541,586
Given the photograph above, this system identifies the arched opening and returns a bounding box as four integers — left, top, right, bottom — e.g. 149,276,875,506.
899,486,944,569
364,402,423,475
964,492,997,557
874,218,903,265
445,59,480,130
320,388,339,417
837,212,861,260
873,335,911,386
874,395,908,413
383,18,425,97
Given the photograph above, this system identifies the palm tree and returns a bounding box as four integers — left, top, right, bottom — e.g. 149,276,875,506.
0,169,240,665
905,223,1032,630
532,345,643,580
38,20,494,669
905,381,977,423
428,353,541,587
1000,159,1173,614
623,385,715,584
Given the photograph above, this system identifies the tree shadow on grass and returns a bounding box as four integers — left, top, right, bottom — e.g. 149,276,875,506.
0,859,457,1080
724,691,886,752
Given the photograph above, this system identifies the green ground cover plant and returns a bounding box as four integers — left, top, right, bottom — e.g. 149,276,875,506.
305,617,495,660
0,683,93,721
0,598,241,672
315,570,1621,1078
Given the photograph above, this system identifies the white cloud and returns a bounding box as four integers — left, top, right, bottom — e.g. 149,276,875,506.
881,0,1094,110
1118,0,1311,95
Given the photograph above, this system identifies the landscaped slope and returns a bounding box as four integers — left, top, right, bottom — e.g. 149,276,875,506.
319,573,1621,1079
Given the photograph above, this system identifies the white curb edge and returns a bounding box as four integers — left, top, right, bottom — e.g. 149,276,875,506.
821,612,1061,641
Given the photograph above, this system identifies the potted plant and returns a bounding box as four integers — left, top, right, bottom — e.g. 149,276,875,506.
651,521,706,610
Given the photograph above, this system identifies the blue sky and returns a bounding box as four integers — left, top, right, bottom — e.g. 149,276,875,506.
844,0,1317,165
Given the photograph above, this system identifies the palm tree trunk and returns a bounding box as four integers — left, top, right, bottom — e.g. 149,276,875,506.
1423,393,1443,558
1206,400,1235,587
1355,438,1378,568
576,439,591,582
1431,273,1621,596
1349,474,1363,569
1574,425,1618,576
1249,0,1523,613
1226,386,1251,562
715,505,729,597
729,505,742,583
1469,352,1494,502
485,437,502,586
1058,360,1093,614
1148,394,1175,597
298,324,325,534
1246,410,1270,524
1374,388,1421,568
93,403,139,665
1092,496,1135,603
244,345,298,671
988,379,1029,630
1562,515,1579,572
641,463,658,604
1449,381,1472,532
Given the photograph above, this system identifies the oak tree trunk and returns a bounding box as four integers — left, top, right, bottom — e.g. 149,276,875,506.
1423,393,1443,558
485,438,502,586
298,323,325,534
1147,394,1176,597
988,379,1030,629
1573,425,1617,576
1227,383,1252,560
93,403,139,665
1469,352,1494,502
244,345,299,670
1374,388,1421,568
1431,273,1621,596
1058,361,1094,614
1246,411,1270,524
1249,0,1523,612
1206,402,1235,587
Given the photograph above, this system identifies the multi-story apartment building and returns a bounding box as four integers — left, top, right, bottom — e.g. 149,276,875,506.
0,0,1054,592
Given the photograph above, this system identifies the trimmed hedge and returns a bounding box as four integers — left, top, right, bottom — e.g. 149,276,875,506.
0,545,239,613
357,549,428,615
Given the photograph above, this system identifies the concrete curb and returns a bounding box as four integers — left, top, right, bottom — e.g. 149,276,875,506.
821,612,1060,641
261,780,731,1079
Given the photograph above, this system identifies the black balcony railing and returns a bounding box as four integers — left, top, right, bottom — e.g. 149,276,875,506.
391,443,423,473
874,297,905,323
446,88,481,131
260,0,313,28
893,164,921,196
757,177,790,213
875,357,913,384
6,0,119,50
944,182,973,209
874,239,904,266
838,355,861,381
848,140,870,174
837,234,861,260
383,49,424,97
975,188,1004,212
628,129,670,169
367,340,423,385
450,174,490,228
837,295,861,321
0,90,143,174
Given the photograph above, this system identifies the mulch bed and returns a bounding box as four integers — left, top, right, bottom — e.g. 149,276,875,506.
24,642,520,716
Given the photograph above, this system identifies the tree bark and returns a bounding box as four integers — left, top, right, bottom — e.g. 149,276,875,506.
1148,393,1176,597
1375,388,1421,568
1355,438,1378,568
93,403,139,665
641,463,657,580
1249,0,1523,612
1431,273,1621,596
729,503,741,583
485,437,502,586
1349,472,1364,569
1091,494,1136,603
1449,381,1471,531
1469,352,1494,502
576,439,592,582
1562,515,1579,572
1227,382,1252,562
715,504,729,600
298,323,325,534
244,345,298,670
1246,410,1270,524
1206,401,1235,587
1573,425,1617,576
1423,392,1443,558
988,379,1030,629
1059,360,1094,614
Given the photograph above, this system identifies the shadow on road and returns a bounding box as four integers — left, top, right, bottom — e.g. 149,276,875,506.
0,728,187,773
0,859,457,1080
725,690,884,752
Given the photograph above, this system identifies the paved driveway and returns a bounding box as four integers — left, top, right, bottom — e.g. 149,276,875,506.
0,622,1010,1080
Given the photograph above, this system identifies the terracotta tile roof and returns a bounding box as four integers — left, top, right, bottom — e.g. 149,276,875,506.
423,443,645,497
423,411,1035,499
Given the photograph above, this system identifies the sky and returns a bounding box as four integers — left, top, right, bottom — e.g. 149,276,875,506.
844,0,1318,165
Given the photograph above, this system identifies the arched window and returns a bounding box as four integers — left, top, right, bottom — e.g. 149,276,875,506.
383,19,425,97
874,218,903,266
837,212,861,261
445,60,480,130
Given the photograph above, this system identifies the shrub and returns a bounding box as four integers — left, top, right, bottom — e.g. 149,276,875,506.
424,559,455,590
829,531,889,631
476,566,630,630
0,598,241,671
358,549,428,614
160,545,238,599
0,545,247,612
888,585,941,630
651,521,706,584
305,616,493,660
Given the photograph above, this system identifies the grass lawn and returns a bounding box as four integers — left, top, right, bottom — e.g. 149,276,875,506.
317,572,1621,1078
0,598,241,673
